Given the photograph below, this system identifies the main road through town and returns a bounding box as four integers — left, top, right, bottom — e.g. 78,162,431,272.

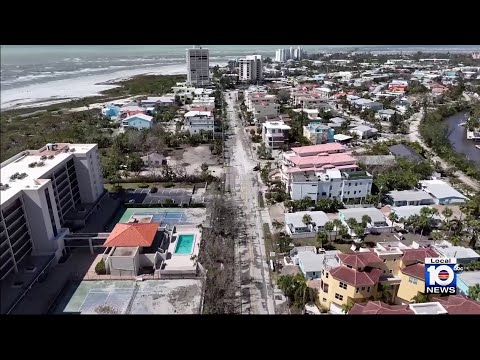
223,90,275,314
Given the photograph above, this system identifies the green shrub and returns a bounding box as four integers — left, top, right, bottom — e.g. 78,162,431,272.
95,259,106,275
138,183,149,188
163,182,175,188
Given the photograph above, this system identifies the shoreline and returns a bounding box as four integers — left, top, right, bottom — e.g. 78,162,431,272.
1,61,227,111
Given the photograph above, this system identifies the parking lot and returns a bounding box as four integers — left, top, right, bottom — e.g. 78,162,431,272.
125,188,192,205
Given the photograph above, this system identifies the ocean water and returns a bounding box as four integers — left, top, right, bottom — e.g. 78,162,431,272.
1,45,479,110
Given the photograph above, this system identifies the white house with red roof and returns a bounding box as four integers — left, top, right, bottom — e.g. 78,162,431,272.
280,143,373,201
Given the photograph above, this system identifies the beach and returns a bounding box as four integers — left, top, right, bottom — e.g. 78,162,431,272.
1,61,227,110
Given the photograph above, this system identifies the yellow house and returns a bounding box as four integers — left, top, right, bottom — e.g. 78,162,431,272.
396,263,426,304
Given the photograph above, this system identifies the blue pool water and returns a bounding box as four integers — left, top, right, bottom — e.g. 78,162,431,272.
175,234,195,254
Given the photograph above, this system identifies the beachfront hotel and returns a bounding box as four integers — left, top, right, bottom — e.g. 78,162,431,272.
186,46,210,86
0,143,105,280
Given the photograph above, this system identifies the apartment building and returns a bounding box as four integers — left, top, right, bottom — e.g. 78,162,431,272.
280,143,373,202
0,143,105,280
238,55,263,82
186,46,210,86
262,121,291,149
183,111,215,134
303,123,335,145
245,92,277,111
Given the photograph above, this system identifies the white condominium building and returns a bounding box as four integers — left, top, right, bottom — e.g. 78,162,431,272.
186,46,210,86
183,111,215,134
238,55,263,82
280,143,373,202
0,143,105,280
262,121,291,149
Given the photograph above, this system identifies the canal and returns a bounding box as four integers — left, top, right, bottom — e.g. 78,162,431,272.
445,112,480,166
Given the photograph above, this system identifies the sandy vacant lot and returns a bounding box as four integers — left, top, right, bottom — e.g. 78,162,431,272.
170,145,224,177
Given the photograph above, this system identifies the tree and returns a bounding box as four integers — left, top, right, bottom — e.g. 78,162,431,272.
442,207,454,234
450,235,462,246
378,284,393,304
346,218,358,230
341,300,354,314
302,214,312,227
95,259,106,275
389,212,399,227
361,215,372,227
332,219,343,240
201,162,209,172
469,284,480,301
338,225,349,239
272,219,285,232
411,292,430,304
324,221,334,242
317,231,328,248
126,153,144,173
277,89,291,103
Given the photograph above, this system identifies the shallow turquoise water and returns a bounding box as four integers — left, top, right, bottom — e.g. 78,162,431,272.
175,234,194,254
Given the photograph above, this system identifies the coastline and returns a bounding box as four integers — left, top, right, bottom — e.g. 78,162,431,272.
1,61,227,111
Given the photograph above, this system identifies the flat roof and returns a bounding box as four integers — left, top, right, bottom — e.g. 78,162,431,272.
388,190,434,203
1,143,96,205
264,121,291,130
184,111,212,117
298,250,341,273
285,211,329,229
391,206,440,220
340,208,386,223
124,113,153,122
420,180,468,201
334,134,353,141
409,302,448,315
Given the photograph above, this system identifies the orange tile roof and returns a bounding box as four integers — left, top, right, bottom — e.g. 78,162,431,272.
104,223,159,247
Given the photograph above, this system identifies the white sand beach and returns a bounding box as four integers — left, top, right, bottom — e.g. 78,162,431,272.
1,61,227,110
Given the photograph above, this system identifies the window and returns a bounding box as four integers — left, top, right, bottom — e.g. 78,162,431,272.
326,272,329,278
322,270,324,275
383,259,386,262
335,293,344,301
409,277,418,285
354,191,357,194
356,287,359,293
355,182,357,186
389,270,393,273
367,287,370,292
393,258,396,262
348,182,351,186
360,182,362,185
323,298,327,302
321,192,327,196
339,282,347,290
347,191,350,195
361,287,365,291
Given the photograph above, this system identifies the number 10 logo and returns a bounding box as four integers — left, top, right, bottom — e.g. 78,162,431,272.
425,261,457,295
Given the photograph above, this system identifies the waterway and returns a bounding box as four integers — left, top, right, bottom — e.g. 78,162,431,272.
445,112,480,167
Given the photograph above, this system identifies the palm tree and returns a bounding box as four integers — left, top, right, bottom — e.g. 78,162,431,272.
468,284,480,301
346,218,358,229
338,225,349,239
302,214,312,227
341,300,354,314
332,219,343,234
450,235,462,246
324,221,335,242
389,212,399,227
378,284,393,304
272,219,285,232
411,292,430,304
361,215,372,227
317,231,328,248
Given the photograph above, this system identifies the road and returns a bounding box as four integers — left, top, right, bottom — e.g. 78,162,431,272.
408,109,480,191
223,91,275,314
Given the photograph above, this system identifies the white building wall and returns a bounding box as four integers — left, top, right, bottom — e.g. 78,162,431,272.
73,147,103,204
289,176,373,201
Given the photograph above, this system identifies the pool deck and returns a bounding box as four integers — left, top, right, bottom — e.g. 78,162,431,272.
164,226,201,271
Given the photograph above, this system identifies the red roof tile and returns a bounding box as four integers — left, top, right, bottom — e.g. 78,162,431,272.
338,252,383,268
330,266,383,286
401,248,439,262
349,301,414,315
401,263,425,280
104,223,159,247
436,295,480,314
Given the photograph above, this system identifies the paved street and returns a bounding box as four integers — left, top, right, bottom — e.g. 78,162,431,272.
224,91,275,314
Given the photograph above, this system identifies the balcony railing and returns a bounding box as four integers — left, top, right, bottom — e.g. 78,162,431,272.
3,206,23,224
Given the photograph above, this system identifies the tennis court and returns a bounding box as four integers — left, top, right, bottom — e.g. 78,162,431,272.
118,208,189,226
53,279,203,314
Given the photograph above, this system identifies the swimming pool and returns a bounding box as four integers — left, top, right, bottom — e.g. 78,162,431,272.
174,234,195,255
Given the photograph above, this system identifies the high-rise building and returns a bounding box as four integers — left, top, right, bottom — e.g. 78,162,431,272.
238,55,263,82
0,143,105,280
275,48,287,62
274,47,305,62
186,46,210,86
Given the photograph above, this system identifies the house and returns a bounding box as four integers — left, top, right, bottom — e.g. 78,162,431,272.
251,102,280,121
120,105,145,118
351,125,378,139
303,123,335,144
141,96,175,107
262,121,291,149
376,109,398,121
101,105,121,118
102,222,168,276
314,87,334,99
386,190,435,207
457,271,480,297
392,98,412,114
390,206,442,227
183,111,215,134
333,134,353,144
122,113,153,130
350,296,480,314
351,98,384,112
388,80,408,93
389,144,424,162
285,211,330,237
339,208,392,235
297,250,341,280
432,240,480,264
141,153,167,167
419,179,468,205
280,143,373,202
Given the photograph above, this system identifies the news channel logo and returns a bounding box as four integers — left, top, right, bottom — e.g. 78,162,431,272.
425,258,464,295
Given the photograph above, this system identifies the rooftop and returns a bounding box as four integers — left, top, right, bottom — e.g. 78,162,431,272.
435,295,480,314
349,301,414,315
103,222,160,247
329,266,383,286
264,121,291,130
387,190,434,203
340,208,386,224
285,211,330,229
457,271,480,287
0,143,96,205
409,302,448,315
354,155,396,166
401,263,425,280
291,143,345,156
184,110,213,118
338,252,383,268
401,248,439,262
420,180,469,201
389,144,424,162
433,244,480,260
391,206,440,220
124,113,153,122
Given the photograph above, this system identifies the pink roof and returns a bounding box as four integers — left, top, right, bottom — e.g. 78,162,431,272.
289,153,356,167
402,248,439,262
338,252,383,268
291,143,345,156
401,263,426,280
329,266,383,286
349,301,414,315
436,295,480,314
